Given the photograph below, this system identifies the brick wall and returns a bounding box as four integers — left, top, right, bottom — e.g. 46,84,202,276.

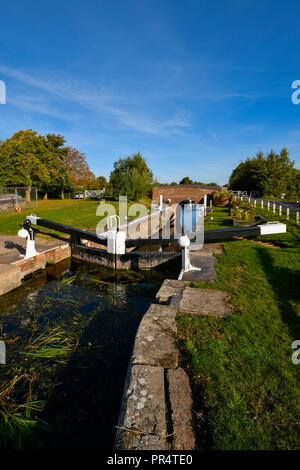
152,185,226,205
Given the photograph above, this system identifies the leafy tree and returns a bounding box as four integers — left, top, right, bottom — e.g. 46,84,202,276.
40,134,69,199
62,147,97,192
229,148,297,197
96,176,107,189
109,152,153,201
180,176,193,185
0,129,51,201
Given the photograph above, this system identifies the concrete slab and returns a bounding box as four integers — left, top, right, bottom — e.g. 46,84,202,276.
182,253,216,282
179,287,231,317
132,304,179,368
156,280,183,304
115,364,168,450
167,368,195,450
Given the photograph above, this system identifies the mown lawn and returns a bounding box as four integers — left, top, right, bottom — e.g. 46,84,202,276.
177,206,300,450
0,197,152,236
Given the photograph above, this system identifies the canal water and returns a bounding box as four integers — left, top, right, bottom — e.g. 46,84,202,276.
0,258,179,450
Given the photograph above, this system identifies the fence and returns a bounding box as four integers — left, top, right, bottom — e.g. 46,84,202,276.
0,187,38,214
236,195,300,225
84,189,105,199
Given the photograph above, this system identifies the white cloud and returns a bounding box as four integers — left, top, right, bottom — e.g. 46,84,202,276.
0,64,191,136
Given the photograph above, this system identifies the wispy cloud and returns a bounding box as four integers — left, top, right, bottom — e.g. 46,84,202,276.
0,64,191,136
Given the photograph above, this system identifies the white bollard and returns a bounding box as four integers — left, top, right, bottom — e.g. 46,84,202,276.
261,200,264,209
279,205,282,216
267,201,270,211
286,208,290,221
18,227,38,259
178,235,201,280
273,203,276,213
254,200,256,207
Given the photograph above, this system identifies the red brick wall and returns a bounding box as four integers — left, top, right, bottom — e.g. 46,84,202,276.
152,185,225,204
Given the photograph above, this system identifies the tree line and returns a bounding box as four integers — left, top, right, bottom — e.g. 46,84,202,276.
1,129,299,202
228,148,300,198
0,129,105,201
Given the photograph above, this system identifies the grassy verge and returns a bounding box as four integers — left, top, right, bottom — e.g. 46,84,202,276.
0,197,152,236
177,206,300,449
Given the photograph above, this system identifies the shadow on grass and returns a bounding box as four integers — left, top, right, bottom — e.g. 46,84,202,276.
255,247,300,339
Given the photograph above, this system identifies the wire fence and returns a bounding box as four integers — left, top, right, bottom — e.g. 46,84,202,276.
0,187,38,214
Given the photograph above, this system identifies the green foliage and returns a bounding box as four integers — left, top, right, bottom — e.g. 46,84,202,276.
229,148,299,198
0,129,51,190
96,175,107,189
22,327,77,361
0,129,70,200
232,206,255,221
0,375,46,449
109,152,153,201
180,176,193,184
212,190,233,199
179,177,218,186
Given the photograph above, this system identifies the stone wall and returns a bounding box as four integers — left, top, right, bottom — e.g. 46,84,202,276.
115,280,195,451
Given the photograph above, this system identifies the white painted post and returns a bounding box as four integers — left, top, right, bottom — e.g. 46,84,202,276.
159,195,163,212
210,199,212,209
273,203,276,214
279,205,282,216
178,235,201,280
248,197,251,203
286,207,290,221
241,196,243,202
267,201,270,211
296,211,299,225
261,200,264,209
107,215,126,255
254,200,256,207
204,194,207,216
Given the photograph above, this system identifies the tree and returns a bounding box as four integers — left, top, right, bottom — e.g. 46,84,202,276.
229,148,297,197
96,176,107,189
109,152,153,201
0,129,51,201
40,134,69,199
180,176,193,185
62,147,96,191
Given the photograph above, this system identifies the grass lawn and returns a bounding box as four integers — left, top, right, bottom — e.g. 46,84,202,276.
177,206,300,450
0,197,152,236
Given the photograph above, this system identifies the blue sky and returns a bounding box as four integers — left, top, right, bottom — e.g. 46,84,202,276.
0,0,300,185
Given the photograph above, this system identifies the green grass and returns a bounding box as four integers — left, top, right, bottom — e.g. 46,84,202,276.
177,205,300,450
0,197,152,236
